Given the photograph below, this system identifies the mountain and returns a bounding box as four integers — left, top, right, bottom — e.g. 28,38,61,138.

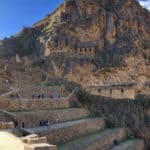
0,0,149,91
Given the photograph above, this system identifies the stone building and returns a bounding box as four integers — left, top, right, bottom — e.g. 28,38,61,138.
45,38,97,57
73,41,97,57
85,84,135,99
45,38,68,56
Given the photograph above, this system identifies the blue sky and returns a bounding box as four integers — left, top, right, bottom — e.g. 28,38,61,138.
0,0,149,40
140,0,150,10
0,0,63,39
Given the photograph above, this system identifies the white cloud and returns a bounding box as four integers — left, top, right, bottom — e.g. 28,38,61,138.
139,0,150,10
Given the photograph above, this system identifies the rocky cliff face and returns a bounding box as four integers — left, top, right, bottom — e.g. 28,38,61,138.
0,0,149,89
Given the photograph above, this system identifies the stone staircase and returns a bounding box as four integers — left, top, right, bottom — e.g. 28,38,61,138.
13,100,145,150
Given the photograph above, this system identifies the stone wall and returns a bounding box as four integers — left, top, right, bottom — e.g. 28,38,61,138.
145,107,150,118
13,108,88,128
0,99,69,111
0,92,76,111
6,85,68,99
86,86,135,99
0,122,14,129
22,134,57,150
144,107,150,127
85,95,149,129
36,118,106,144
83,94,150,149
75,47,95,57
0,112,8,121
0,110,15,121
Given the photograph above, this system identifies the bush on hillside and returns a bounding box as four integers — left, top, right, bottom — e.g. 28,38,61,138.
77,88,91,106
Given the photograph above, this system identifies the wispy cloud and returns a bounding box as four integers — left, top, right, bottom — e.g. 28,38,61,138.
139,0,150,10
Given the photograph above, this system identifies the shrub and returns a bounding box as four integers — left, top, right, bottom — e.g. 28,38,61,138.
77,88,91,106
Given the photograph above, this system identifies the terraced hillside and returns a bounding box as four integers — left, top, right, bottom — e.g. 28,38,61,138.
0,95,146,150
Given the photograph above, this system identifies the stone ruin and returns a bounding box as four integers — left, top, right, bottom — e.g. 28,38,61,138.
0,87,148,150
23,134,56,150
85,83,136,99
45,38,97,58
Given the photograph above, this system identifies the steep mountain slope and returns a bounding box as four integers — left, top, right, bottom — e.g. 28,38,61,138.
0,0,149,90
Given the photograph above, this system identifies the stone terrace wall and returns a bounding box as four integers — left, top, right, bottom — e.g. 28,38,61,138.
0,92,76,111
0,110,15,121
0,112,9,121
86,95,149,130
0,99,69,111
86,86,135,99
84,94,150,149
13,108,88,128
